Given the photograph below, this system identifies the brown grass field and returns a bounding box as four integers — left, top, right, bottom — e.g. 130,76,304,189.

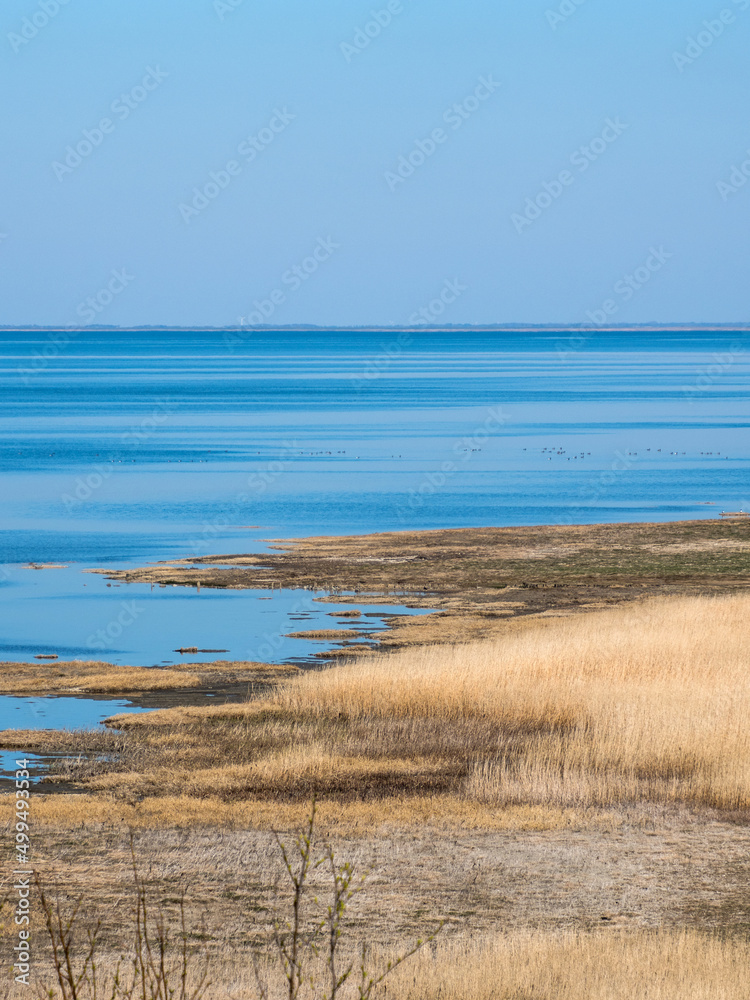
3,584,750,997
6,928,750,1000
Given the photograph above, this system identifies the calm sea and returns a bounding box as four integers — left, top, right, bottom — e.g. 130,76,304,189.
0,328,747,668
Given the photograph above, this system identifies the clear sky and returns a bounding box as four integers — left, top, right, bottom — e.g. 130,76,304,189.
1,0,748,327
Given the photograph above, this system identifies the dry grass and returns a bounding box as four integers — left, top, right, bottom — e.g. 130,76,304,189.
22,790,607,834
0,659,297,695
8,929,750,1000
270,592,750,812
17,593,750,826
8,592,750,998
386,930,750,1000
6,798,750,996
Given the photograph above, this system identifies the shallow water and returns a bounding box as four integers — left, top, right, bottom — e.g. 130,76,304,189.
1,328,748,670
0,564,430,665
0,749,74,785
0,694,150,731
0,695,153,780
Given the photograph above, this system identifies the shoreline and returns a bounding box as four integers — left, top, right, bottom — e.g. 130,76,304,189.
3,551,749,961
92,517,750,657
0,518,746,716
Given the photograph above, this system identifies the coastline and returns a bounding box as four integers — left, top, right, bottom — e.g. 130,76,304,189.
3,523,750,972
92,517,750,657
1,517,746,719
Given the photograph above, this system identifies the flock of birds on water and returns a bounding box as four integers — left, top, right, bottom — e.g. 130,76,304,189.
526,447,727,461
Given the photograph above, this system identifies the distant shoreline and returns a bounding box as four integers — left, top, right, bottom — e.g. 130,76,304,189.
2,325,750,334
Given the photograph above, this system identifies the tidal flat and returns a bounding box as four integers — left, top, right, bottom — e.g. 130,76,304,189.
95,516,750,650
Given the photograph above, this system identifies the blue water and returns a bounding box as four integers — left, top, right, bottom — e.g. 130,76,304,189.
0,695,151,730
0,696,149,781
0,567,429,666
1,328,748,671
0,750,75,784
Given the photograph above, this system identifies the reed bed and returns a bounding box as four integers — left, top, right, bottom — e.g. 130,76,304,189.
32,593,750,818
385,929,750,1000
270,593,750,811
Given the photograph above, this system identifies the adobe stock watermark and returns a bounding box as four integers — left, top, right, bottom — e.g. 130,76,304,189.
61,399,177,510
673,0,749,72
584,246,672,325
77,268,135,322
7,0,71,54
183,443,298,557
546,0,591,31
340,1,405,62
511,117,628,234
214,0,246,21
408,278,467,325
87,600,146,650
179,108,296,223
682,342,746,402
716,145,750,201
349,278,464,388
246,441,300,496
385,75,500,192
351,332,413,391
224,237,340,350
397,406,508,520
556,246,673,360
52,68,169,181
13,759,33,986
17,269,135,384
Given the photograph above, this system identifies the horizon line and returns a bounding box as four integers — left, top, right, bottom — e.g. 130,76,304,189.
2,323,749,334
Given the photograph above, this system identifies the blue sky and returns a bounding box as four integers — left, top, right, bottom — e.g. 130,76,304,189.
1,0,748,327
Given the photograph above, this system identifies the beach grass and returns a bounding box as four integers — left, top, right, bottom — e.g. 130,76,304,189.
7,590,750,997
383,929,750,1000
10,929,748,1000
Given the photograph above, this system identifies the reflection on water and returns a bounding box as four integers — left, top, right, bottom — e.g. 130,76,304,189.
0,566,432,665
0,695,153,782
0,749,78,785
0,694,150,731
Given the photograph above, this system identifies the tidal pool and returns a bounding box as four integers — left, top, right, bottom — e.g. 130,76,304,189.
0,696,152,784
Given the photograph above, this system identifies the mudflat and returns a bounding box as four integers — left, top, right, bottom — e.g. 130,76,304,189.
94,518,750,649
